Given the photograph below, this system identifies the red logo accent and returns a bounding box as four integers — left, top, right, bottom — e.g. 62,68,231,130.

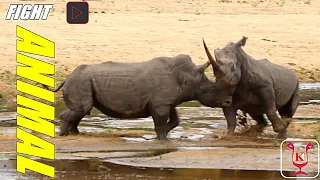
71,6,83,20
287,142,314,176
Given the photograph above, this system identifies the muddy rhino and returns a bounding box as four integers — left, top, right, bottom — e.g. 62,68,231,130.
203,37,300,139
47,54,232,140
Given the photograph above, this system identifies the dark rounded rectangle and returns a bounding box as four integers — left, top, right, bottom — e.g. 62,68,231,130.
66,1,89,24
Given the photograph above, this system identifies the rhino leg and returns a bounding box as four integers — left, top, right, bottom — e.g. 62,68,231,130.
249,114,268,132
61,80,94,136
59,109,86,136
150,106,170,141
290,84,300,116
278,84,300,125
266,113,287,139
259,87,287,138
277,84,300,138
68,110,91,134
59,109,73,136
222,106,237,135
69,117,82,135
164,107,180,136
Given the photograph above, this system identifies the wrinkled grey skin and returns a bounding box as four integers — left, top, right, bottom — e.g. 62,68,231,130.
203,37,300,139
47,54,232,140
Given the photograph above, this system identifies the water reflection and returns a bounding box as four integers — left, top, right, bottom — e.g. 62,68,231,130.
0,159,312,180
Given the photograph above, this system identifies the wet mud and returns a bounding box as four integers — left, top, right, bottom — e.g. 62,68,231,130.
2,159,316,180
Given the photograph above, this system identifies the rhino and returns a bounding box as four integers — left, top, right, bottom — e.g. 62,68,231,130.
47,54,232,140
203,37,300,139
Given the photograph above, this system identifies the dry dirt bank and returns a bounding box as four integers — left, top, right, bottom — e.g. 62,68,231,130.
0,0,320,99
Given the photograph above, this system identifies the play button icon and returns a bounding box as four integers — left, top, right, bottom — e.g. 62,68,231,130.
67,2,89,24
72,6,83,19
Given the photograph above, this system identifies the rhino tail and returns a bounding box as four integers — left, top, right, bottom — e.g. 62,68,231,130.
42,79,66,92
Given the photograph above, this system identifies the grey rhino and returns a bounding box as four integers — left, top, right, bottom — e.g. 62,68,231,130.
47,54,232,140
203,37,300,139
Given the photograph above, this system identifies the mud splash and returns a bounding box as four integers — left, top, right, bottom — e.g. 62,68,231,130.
0,159,312,180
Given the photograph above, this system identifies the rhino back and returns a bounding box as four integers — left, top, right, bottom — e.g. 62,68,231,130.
64,58,182,114
250,59,298,105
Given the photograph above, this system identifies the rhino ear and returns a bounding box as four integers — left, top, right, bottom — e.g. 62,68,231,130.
197,61,210,74
236,36,248,47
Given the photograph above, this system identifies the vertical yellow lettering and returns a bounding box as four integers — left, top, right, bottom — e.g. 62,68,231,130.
16,25,55,58
17,53,55,87
17,128,55,159
17,80,54,102
17,155,54,178
16,25,55,178
17,95,55,137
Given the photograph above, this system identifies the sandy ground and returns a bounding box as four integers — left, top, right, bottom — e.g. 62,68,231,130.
1,0,320,99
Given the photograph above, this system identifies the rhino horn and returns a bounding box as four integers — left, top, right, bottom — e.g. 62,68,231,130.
202,38,224,78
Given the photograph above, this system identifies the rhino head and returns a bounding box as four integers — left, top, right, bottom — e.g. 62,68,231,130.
178,59,233,107
203,36,248,89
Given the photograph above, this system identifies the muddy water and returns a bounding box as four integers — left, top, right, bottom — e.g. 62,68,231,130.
52,83,320,140
299,83,320,104
0,159,305,180
0,83,319,139
0,83,319,179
